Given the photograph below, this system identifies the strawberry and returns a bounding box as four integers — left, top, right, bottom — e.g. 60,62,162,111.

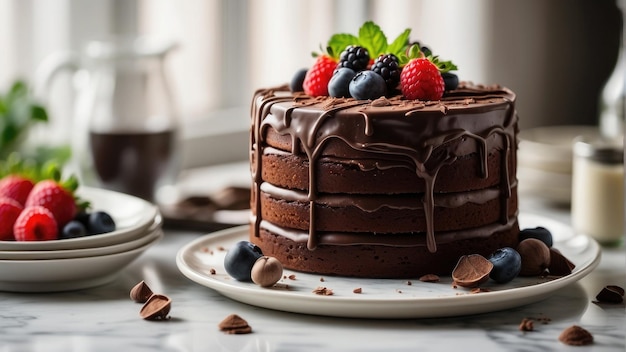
302,55,337,97
0,197,24,240
0,175,34,205
25,178,78,229
400,58,445,101
13,205,58,241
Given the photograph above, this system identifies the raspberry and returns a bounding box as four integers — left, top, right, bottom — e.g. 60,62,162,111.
13,205,58,241
371,54,401,90
302,55,338,97
25,179,78,228
0,197,24,240
400,58,445,101
337,45,370,72
0,175,34,205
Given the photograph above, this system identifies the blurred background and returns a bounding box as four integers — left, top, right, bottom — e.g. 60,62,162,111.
0,0,623,208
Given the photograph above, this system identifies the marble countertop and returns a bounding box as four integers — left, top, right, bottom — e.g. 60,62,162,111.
0,196,624,351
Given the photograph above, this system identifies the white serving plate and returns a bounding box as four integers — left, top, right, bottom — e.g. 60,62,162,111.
0,187,158,251
176,213,600,319
0,215,162,260
0,230,163,292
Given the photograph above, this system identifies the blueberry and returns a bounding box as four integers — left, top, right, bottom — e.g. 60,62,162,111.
519,227,553,248
224,241,263,281
328,67,356,98
60,220,88,239
349,70,387,100
442,72,459,91
488,247,522,284
290,68,308,92
88,211,116,235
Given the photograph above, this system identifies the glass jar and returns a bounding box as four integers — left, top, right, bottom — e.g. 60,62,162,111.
571,137,625,246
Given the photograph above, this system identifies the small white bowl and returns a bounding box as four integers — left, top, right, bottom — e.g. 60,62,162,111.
0,187,158,251
0,215,162,260
0,230,163,292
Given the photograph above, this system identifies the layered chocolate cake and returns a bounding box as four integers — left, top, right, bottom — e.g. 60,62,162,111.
248,22,520,278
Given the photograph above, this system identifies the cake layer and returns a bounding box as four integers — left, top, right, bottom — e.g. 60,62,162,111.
259,146,515,194
251,218,520,278
250,83,519,268
258,182,518,233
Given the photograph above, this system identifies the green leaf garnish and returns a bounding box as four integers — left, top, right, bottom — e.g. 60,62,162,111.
357,21,387,58
316,21,457,73
386,29,411,57
327,34,359,59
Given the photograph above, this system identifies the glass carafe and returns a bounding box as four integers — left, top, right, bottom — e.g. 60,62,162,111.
38,36,179,202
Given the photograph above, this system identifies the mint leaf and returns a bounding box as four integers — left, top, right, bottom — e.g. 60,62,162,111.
386,28,411,57
358,21,387,58
327,33,359,59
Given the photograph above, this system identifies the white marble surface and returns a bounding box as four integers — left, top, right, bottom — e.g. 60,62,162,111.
0,197,624,351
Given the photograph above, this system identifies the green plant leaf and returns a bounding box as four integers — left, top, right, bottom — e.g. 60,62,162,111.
30,105,48,122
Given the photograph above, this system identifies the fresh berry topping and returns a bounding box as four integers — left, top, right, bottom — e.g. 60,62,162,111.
371,54,401,90
0,175,34,205
400,58,445,101
337,45,370,72
488,247,522,284
88,211,116,234
328,67,356,98
519,227,553,248
302,55,337,97
349,71,387,100
407,41,432,57
60,220,88,239
290,68,308,92
0,197,23,240
224,240,264,281
442,72,459,91
13,205,58,241
25,179,78,229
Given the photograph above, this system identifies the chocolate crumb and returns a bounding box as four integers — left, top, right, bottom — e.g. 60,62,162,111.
470,287,490,294
559,325,593,346
209,268,216,275
288,274,296,280
353,288,362,294
313,286,333,295
219,314,252,334
406,280,412,286
419,274,440,283
217,246,225,251
519,318,534,332
319,277,325,282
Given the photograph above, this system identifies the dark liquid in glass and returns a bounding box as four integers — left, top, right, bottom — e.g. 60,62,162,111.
89,129,176,201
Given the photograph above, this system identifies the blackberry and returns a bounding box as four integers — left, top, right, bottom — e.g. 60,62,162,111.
338,45,370,72
371,54,401,90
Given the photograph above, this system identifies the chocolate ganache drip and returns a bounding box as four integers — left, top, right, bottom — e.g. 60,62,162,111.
251,83,518,253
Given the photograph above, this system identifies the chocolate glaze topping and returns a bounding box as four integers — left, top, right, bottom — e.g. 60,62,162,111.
251,82,518,253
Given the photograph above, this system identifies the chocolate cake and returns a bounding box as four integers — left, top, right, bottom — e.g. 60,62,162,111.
249,83,520,278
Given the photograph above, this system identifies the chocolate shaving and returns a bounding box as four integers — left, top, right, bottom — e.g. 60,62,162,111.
313,286,333,295
419,274,440,283
595,285,624,304
559,325,593,346
219,314,252,334
519,318,534,332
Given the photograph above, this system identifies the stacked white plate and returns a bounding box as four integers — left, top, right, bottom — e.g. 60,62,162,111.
518,125,601,204
0,187,163,292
